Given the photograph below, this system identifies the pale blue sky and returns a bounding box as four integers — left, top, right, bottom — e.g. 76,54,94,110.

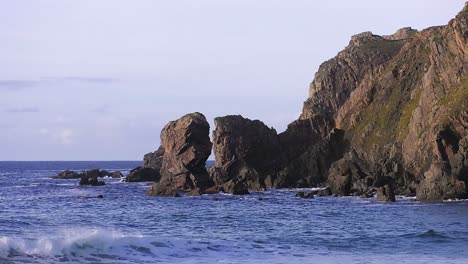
0,0,465,160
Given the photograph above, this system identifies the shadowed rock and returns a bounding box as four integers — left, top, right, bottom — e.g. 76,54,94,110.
126,166,160,182
209,115,281,193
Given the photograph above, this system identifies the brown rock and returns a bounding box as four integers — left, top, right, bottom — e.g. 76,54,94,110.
147,113,214,196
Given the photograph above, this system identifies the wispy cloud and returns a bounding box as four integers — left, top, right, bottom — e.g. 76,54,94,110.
39,127,75,145
60,76,118,83
92,105,110,113
0,76,118,91
5,107,40,113
0,80,38,91
43,76,118,84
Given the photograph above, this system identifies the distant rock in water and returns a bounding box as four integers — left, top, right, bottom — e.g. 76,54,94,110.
126,166,160,182
375,177,396,202
52,169,119,179
110,171,124,178
51,170,81,179
79,173,105,186
147,112,214,197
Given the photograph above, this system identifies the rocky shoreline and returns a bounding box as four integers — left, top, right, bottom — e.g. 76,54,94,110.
53,3,468,202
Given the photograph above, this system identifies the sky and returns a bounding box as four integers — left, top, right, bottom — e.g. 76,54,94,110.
0,0,465,161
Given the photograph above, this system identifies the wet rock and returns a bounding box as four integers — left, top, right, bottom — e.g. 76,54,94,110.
222,179,249,195
110,171,124,178
295,191,314,199
317,187,332,196
376,185,396,202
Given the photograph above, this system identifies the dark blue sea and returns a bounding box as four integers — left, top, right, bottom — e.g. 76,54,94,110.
1,161,468,264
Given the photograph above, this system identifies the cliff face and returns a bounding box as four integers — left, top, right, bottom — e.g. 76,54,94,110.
295,3,468,200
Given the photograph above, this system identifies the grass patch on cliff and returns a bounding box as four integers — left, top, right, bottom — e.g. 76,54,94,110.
437,78,468,111
398,88,422,139
351,83,402,150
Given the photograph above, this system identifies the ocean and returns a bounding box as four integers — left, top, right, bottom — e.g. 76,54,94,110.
0,161,467,264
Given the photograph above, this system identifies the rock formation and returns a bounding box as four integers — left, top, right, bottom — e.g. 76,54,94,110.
209,115,281,193
147,113,214,196
79,170,106,186
205,3,467,201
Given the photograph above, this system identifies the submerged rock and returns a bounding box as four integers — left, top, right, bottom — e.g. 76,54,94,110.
295,191,314,199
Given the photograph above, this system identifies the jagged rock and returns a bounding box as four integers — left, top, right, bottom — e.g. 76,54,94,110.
276,122,347,188
147,113,214,196
143,146,164,170
209,115,280,193
126,166,160,182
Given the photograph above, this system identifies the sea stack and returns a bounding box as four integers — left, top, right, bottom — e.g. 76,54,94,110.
147,112,214,196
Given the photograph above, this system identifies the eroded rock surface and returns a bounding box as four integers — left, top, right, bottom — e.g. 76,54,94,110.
147,113,214,196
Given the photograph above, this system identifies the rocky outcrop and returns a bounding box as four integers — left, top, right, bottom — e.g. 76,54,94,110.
79,170,106,186
295,3,468,201
147,113,214,196
125,167,160,182
209,115,281,193
52,169,118,179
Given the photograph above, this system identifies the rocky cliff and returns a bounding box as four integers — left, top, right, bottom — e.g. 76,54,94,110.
142,3,467,201
297,3,468,200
